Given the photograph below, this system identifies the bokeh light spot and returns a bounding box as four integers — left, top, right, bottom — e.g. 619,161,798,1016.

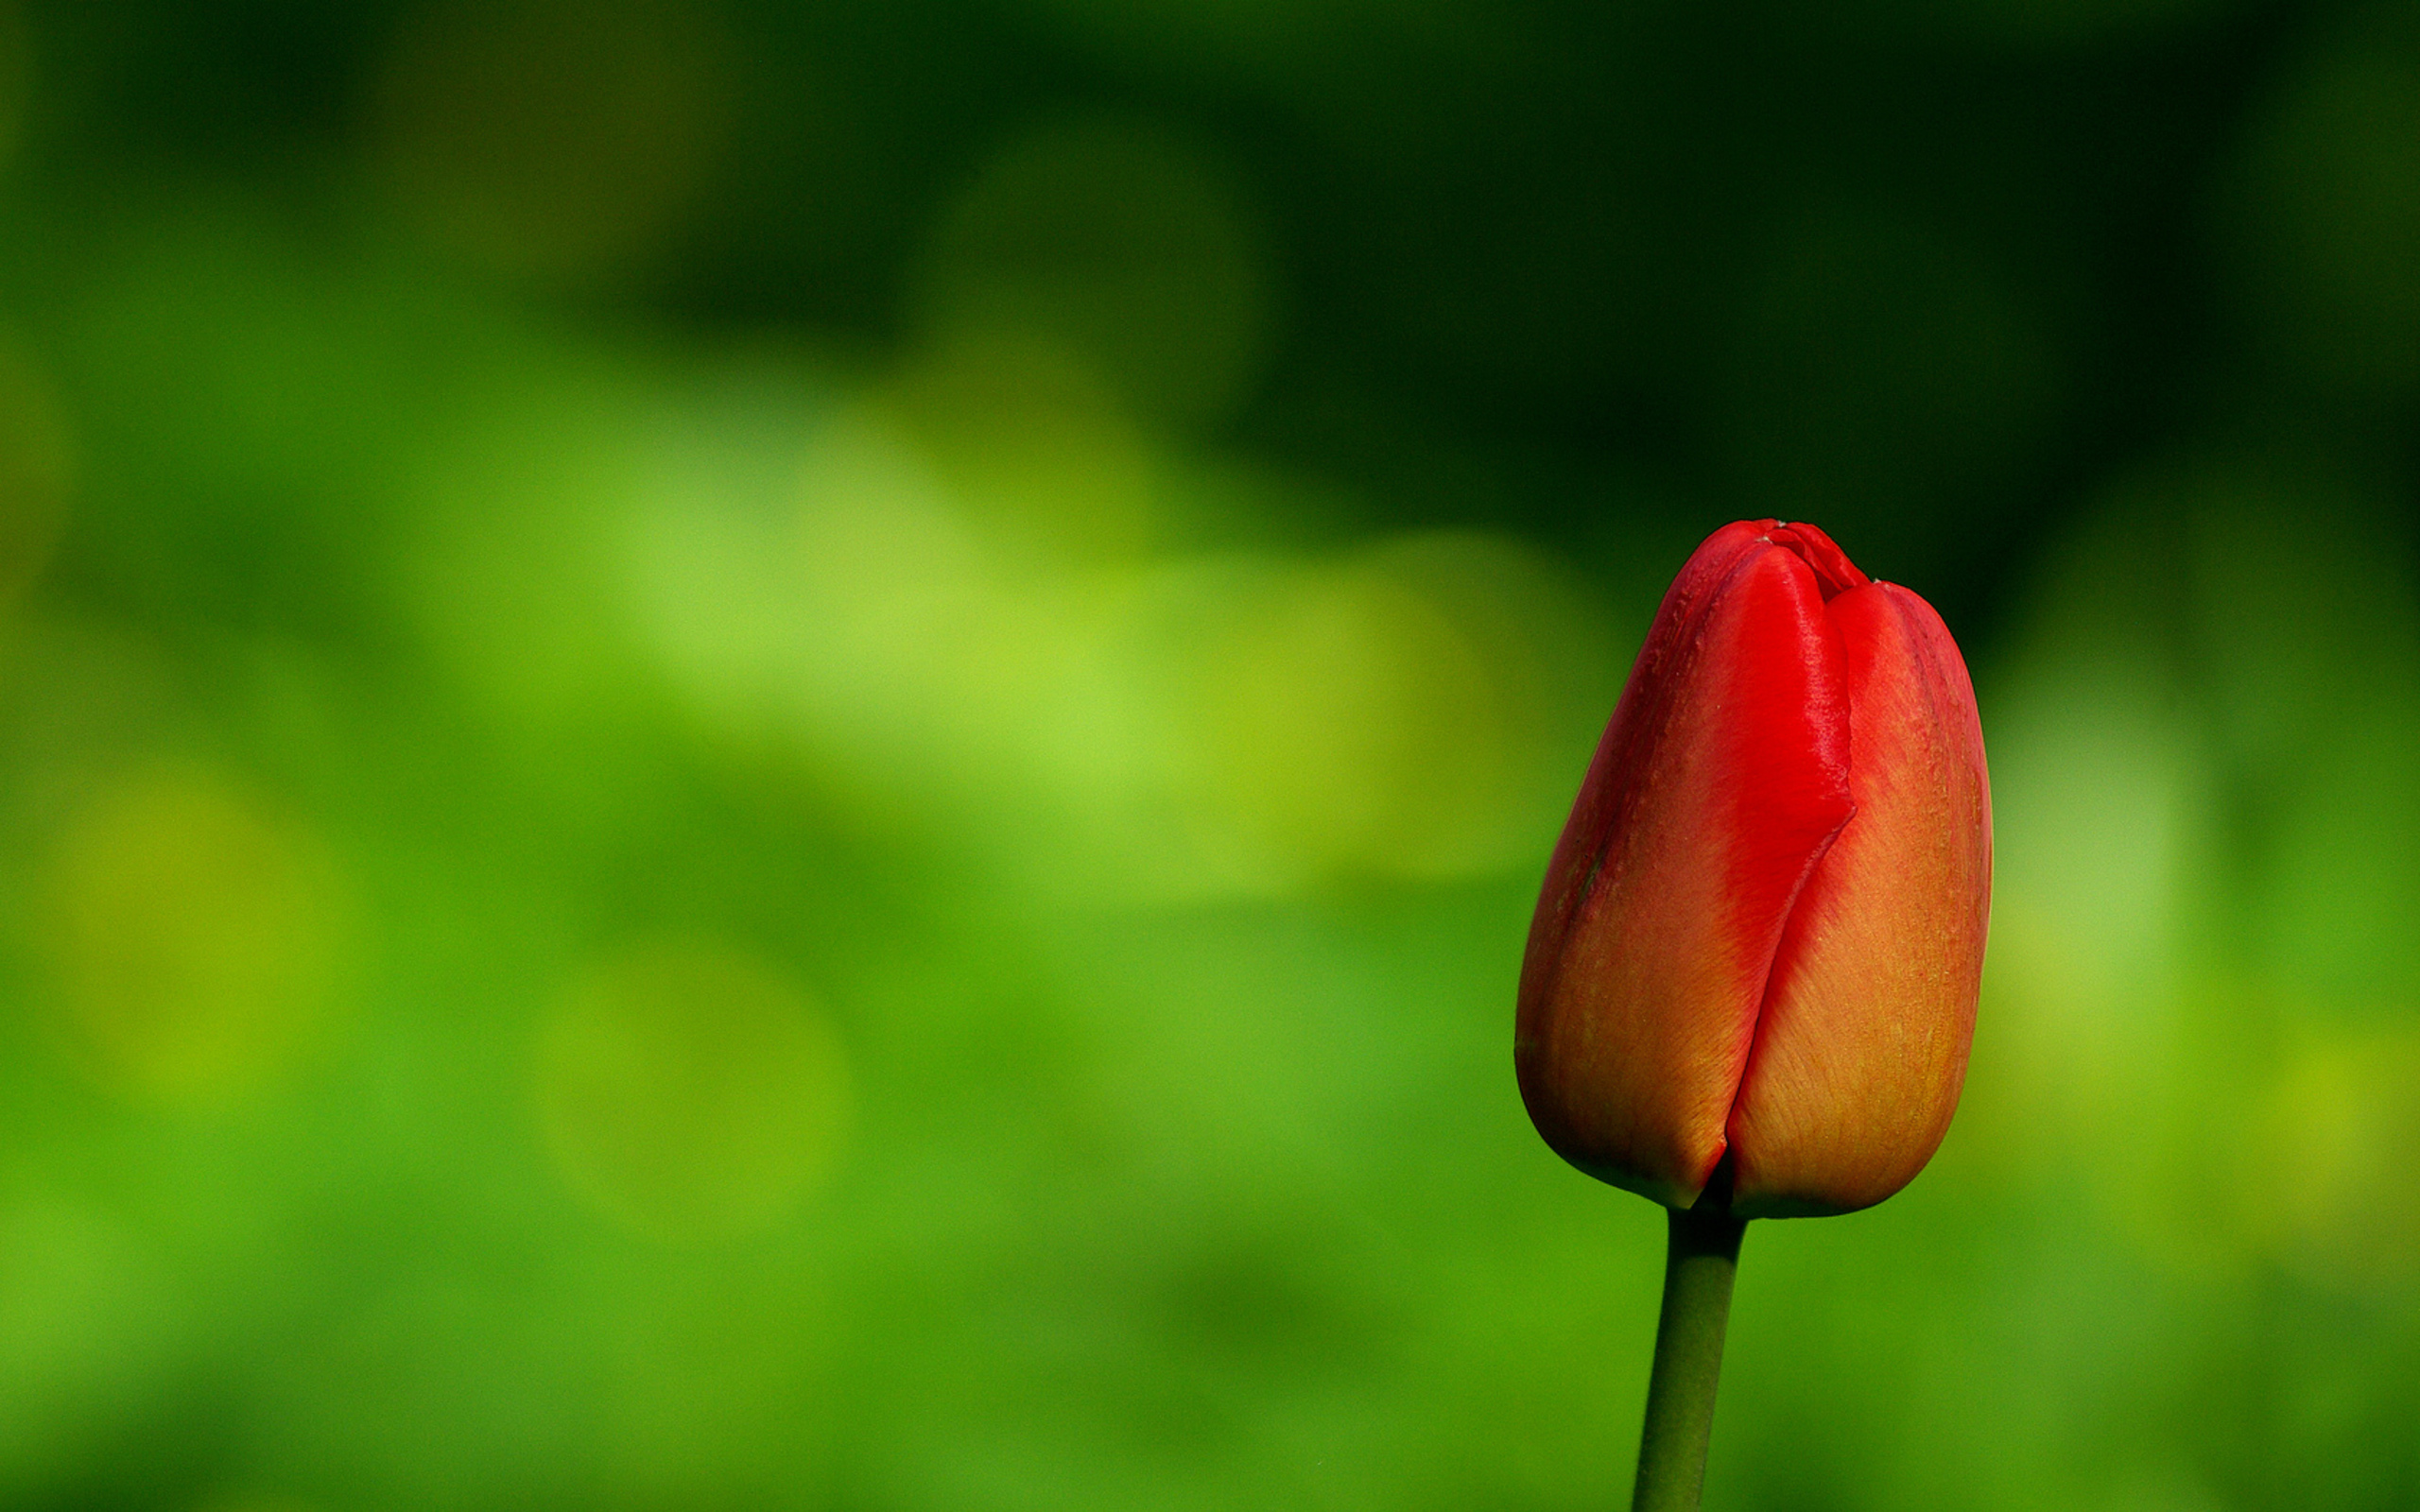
2256,1031,2420,1295
776,401,1017,785
536,936,851,1242
37,764,350,1104
1177,531,1599,885
627,374,1144,830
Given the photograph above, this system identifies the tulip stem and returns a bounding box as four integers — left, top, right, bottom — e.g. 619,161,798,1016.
1632,1205,1748,1512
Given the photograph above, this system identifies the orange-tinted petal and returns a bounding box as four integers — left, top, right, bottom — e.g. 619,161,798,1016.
1725,581,1991,1216
1516,525,1855,1207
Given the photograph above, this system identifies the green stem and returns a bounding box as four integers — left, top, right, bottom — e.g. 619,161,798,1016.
1631,1205,1749,1512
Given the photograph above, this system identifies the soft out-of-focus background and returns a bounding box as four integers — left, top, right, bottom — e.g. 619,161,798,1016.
0,1,2414,1508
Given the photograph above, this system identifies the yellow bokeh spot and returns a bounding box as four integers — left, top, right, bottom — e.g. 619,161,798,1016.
1178,531,1599,884
39,765,349,1104
617,373,1608,902
536,936,852,1242
783,401,1016,776
2253,1029,2420,1297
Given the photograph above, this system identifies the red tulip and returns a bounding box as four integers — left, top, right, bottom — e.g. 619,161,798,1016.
1516,520,1990,1218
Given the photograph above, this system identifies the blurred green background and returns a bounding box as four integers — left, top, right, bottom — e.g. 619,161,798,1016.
0,0,2413,1508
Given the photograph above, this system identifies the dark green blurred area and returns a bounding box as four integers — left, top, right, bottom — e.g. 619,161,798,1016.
0,0,2415,1508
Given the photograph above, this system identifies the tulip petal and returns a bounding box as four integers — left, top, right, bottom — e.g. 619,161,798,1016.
1517,524,1855,1208
1725,581,1991,1216
1765,522,1869,600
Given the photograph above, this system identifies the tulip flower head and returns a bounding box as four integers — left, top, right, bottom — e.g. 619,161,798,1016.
1516,521,1990,1218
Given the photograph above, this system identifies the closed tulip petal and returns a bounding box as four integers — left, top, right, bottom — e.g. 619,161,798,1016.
1725,581,1991,1216
1764,521,1869,599
1516,524,1856,1208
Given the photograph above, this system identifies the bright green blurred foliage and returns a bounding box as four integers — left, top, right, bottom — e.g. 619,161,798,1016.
0,2,2413,1509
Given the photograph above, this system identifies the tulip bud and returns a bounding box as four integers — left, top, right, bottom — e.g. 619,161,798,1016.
1516,521,1990,1218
